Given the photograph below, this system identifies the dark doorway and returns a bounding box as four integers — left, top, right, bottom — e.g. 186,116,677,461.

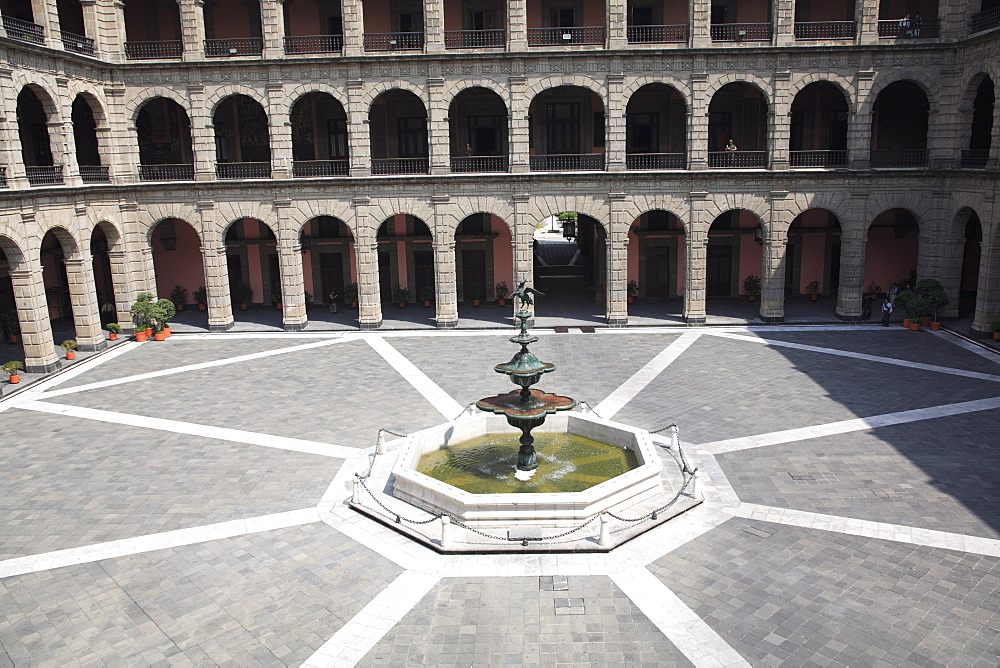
707,243,733,296
320,253,344,306
413,250,434,302
461,249,487,301
645,247,672,298
378,251,392,301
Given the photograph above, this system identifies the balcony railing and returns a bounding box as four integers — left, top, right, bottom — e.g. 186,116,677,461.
205,37,263,57
2,16,44,44
284,34,343,54
708,151,767,168
625,153,686,170
0,167,7,188
794,21,856,39
364,32,424,51
26,165,64,186
125,40,183,59
139,163,195,181
960,149,989,169
529,154,605,171
371,158,428,175
626,25,688,44
444,29,505,48
216,162,271,179
789,150,848,168
711,23,772,42
292,159,349,177
870,149,929,167
527,26,605,46
877,19,941,38
60,30,94,55
450,156,509,173
971,7,1000,33
79,165,110,183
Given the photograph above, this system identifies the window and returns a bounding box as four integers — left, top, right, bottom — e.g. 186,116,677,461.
468,115,502,155
397,117,427,157
628,113,659,153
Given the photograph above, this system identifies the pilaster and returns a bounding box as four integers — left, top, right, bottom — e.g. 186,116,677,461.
198,202,235,331
769,72,792,170
433,197,458,327
773,0,795,47
347,79,371,176
836,192,869,320
689,0,711,48
30,0,60,46
260,0,285,58
606,192,630,325
507,0,527,51
970,230,1000,337
855,0,879,45
179,0,207,61
605,74,626,172
266,82,292,178
354,197,383,329
688,72,709,171
10,260,60,373
187,85,215,180
341,0,364,56
761,191,791,322
511,193,535,320
509,76,530,173
607,0,627,49
63,251,107,351
684,191,709,323
427,78,449,174
423,0,444,53
847,70,875,169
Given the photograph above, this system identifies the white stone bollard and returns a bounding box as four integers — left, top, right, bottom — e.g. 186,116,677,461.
352,474,360,504
440,515,451,549
686,471,698,497
376,432,386,455
669,424,679,451
598,513,611,547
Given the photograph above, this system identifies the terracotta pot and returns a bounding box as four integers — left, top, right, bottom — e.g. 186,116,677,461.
6,334,16,344
473,299,481,307
197,303,206,311
135,332,147,342
65,351,75,360
240,304,248,311
351,301,358,308
108,333,117,341
422,300,431,308
497,299,506,307
909,322,921,331
397,302,406,308
902,318,911,328
163,327,171,337
747,294,756,303
145,327,153,337
275,303,282,310
920,316,931,327
154,332,166,341
930,321,941,331
993,331,1000,340
9,374,19,384
810,294,819,302
627,296,634,304
175,303,184,311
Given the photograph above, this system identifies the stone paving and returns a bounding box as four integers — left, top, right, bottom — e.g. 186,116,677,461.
0,324,998,666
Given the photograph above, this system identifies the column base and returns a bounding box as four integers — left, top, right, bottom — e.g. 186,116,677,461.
208,320,235,332
684,316,706,325
606,315,628,327
969,326,997,340
760,315,784,324
284,321,307,332
77,339,109,352
25,359,62,374
835,311,864,323
436,319,458,329
359,319,382,331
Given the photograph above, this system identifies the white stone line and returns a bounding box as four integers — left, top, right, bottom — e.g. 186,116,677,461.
734,504,1000,558
929,329,1000,366
611,567,750,667
302,569,441,667
594,331,702,418
364,335,464,420
20,341,142,397
697,396,1000,454
706,331,1000,383
0,507,320,579
16,401,357,459
172,332,360,340
41,337,353,398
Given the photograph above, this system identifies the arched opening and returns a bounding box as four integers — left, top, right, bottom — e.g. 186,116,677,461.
865,209,919,316
707,83,768,168
789,82,849,167
123,0,183,59
0,240,24,355
877,0,940,38
525,0,607,45
449,87,509,173
300,216,355,318
73,96,108,183
625,0,689,44
455,213,513,321
361,0,425,51
224,219,279,318
532,211,607,321
787,210,842,306
369,90,428,175
706,210,763,305
443,0,505,48
290,92,349,177
871,81,929,167
40,230,76,341
710,0,772,41
90,224,117,326
17,87,62,186
376,215,432,308
283,0,343,54
963,76,994,168
959,211,982,317
203,0,263,56
56,0,92,54
627,210,685,321
793,0,855,39
150,218,206,322
0,0,44,43
213,95,271,178
625,84,686,170
136,98,194,181
528,86,606,171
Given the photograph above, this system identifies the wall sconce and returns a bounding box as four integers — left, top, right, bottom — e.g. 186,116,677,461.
562,219,576,239
754,225,764,245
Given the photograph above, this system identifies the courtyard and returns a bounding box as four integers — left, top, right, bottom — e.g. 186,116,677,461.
0,324,998,666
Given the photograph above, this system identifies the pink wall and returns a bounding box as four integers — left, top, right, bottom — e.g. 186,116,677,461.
527,0,606,27
626,223,686,297
285,0,319,36
804,1,853,22
676,241,685,294
793,209,830,293
208,0,255,38
302,252,314,296
152,221,206,301
735,0,770,22
443,0,463,31
363,0,393,33
663,2,688,25
491,215,513,289
864,226,919,292
240,220,266,301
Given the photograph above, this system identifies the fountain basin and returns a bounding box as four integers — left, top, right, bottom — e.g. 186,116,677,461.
391,412,664,526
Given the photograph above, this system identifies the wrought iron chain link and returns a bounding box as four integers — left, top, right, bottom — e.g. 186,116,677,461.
358,477,441,525
606,469,697,523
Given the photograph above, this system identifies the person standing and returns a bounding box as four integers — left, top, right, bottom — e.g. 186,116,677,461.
880,298,893,326
862,293,873,320
887,283,899,305
328,290,338,314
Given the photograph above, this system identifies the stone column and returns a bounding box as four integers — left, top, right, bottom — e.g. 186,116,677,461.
30,0,59,45
427,78,449,174
847,70,874,169
773,0,795,47
341,0,364,56
188,85,215,180
432,206,459,327
267,82,292,178
79,0,102,56
346,79,371,177
689,0,711,47
423,0,444,53
119,202,155,328
835,226,866,321
0,67,26,189
97,0,126,62
511,193,535,321
606,192,630,325
54,79,82,187
970,234,1000,338
198,203,234,331
761,195,790,323
11,258,60,374
178,0,207,61
855,0,879,45
63,251,107,352
508,76,529,173
769,72,791,170
106,247,135,333
507,0,527,51
278,241,308,331
102,85,132,184
937,0,968,41
605,74,626,172
929,68,962,169
684,192,710,323
688,73,709,171
260,0,284,58
607,0,627,49
354,197,383,329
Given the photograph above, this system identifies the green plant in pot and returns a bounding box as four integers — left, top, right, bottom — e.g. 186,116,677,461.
495,281,509,306
627,280,639,303
232,282,253,310
806,280,820,301
193,285,208,311
345,282,359,307
169,285,187,311
0,309,19,343
904,295,929,329
742,275,762,302
106,322,122,341
3,360,24,384
392,283,410,307
131,293,156,338
867,281,882,298
926,288,949,330
153,299,176,336
61,339,77,360
271,286,284,309
419,286,434,307
991,320,1000,340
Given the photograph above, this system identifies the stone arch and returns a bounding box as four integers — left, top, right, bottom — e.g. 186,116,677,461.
204,86,271,119
784,193,853,233
290,200,357,236
142,205,202,243
284,83,351,116
0,231,29,267
700,195,770,231
68,87,110,127
12,79,61,120
861,72,938,117
216,207,280,241
525,195,611,234
444,80,511,109
127,88,193,125
361,80,429,110
38,225,81,258
367,201,436,233
786,74,856,110
523,75,607,101
703,74,772,107
620,196,691,234
622,76,692,106
87,219,125,250
436,198,515,234
862,197,932,232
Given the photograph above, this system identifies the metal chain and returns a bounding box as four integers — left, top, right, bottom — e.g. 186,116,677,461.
606,469,697,523
649,423,678,435
358,477,441,525
576,400,606,421
452,513,601,543
451,402,477,422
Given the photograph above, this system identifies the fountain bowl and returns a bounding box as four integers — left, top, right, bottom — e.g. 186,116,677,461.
391,411,664,527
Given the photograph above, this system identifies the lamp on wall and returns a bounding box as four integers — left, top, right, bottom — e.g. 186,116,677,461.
754,225,764,245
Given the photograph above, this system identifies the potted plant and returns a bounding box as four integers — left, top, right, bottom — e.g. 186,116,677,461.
3,360,23,384
926,287,949,331
627,280,639,304
867,281,882,298
271,286,284,310
905,295,929,330
106,323,121,341
992,320,1000,341
495,281,509,307
806,280,820,302
193,285,208,311
470,286,482,307
154,299,176,337
169,285,187,312
392,283,410,308
345,282,359,308
61,339,77,360
232,282,253,310
0,309,18,343
419,287,434,308
742,275,761,302
131,293,156,339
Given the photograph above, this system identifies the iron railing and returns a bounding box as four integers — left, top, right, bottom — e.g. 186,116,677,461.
530,154,605,171
79,165,110,183
870,149,929,167
708,151,767,168
284,34,343,54
204,37,263,57
789,150,848,167
970,7,1000,33
371,158,428,175
450,156,508,173
444,29,505,48
527,26,605,45
626,153,686,170
626,25,688,43
877,19,940,38
61,30,94,54
0,167,7,188
364,32,424,51
292,159,349,177
139,163,195,181
794,21,856,39
2,16,44,43
26,165,64,186
216,162,271,179
125,40,183,59
959,149,989,169
711,23,772,41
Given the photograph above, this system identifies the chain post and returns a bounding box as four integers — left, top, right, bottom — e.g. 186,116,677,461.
598,513,611,547
669,424,679,450
376,431,386,455
440,515,451,549
352,474,360,504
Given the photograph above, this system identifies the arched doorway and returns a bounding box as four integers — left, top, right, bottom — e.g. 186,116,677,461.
963,75,994,168
17,87,62,186
454,213,513,319
449,87,508,173
871,81,929,167
707,83,768,167
369,90,428,175
72,95,108,183
300,216,355,315
376,215,432,305
90,224,116,326
627,210,685,321
958,210,982,317
865,209,920,308
787,209,842,302
532,211,606,320
213,95,271,178
789,82,849,167
290,92,349,177
224,219,279,315
706,210,764,306
136,98,194,181
150,218,206,322
0,241,24,356
528,86,606,171
40,229,77,341
625,84,687,170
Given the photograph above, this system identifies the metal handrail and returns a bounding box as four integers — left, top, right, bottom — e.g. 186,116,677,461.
959,150,989,169
444,29,505,48
216,162,271,179
2,16,44,43
125,40,183,59
371,158,428,175
364,32,424,51
204,37,263,57
284,34,343,54
970,7,1000,33
527,26,605,45
708,151,767,168
625,153,686,170
450,156,508,173
26,165,64,186
529,154,605,171
789,150,848,167
877,18,941,38
793,21,856,39
870,149,929,167
626,24,688,43
138,164,195,181
711,23,772,41
60,30,94,54
292,159,349,177
79,165,110,183
0,167,7,188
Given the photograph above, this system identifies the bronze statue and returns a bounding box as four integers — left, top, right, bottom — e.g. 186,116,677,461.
512,280,544,309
